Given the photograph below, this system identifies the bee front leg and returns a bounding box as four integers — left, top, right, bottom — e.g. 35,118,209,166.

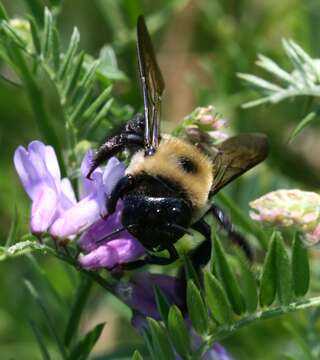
120,244,179,270
107,175,134,214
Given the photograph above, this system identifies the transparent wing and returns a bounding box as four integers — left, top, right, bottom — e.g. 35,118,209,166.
137,15,165,153
210,133,269,195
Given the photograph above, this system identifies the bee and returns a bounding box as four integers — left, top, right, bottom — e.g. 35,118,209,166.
87,16,269,270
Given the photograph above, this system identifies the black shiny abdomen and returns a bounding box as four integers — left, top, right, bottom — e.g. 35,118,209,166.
121,175,192,251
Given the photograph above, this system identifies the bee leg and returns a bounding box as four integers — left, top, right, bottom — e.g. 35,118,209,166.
176,219,212,311
121,244,179,270
87,114,145,179
107,175,134,214
209,203,253,260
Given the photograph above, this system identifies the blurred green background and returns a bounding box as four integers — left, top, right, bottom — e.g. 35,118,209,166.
1,0,320,359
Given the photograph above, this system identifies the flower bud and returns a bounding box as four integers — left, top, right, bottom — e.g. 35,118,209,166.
250,189,320,245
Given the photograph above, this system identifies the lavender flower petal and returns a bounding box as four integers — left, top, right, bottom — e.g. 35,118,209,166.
78,202,124,252
30,186,58,235
103,157,126,196
50,195,100,239
78,237,145,269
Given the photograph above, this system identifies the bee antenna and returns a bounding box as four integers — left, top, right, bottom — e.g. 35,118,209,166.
95,226,132,244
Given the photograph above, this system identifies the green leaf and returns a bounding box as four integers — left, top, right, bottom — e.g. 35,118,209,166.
167,305,191,358
275,232,293,305
67,322,105,360
147,318,174,360
25,280,67,358
0,240,52,261
187,280,208,335
23,0,44,25
260,234,277,307
154,286,171,324
288,112,317,143
51,27,60,72
132,350,144,360
283,322,314,360
29,320,51,360
0,1,8,21
213,235,246,315
235,249,258,313
182,253,201,289
59,27,80,81
29,17,42,55
83,85,112,119
64,277,93,347
63,51,85,99
5,206,19,247
204,272,232,324
42,7,53,59
292,234,310,297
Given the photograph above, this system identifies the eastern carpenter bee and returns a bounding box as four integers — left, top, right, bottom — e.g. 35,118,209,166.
87,16,269,270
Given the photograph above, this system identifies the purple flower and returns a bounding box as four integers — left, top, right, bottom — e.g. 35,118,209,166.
14,141,76,236
78,202,145,269
14,141,125,241
114,272,234,360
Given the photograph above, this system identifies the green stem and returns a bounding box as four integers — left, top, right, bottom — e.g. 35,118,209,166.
216,192,268,249
206,296,320,346
64,276,93,348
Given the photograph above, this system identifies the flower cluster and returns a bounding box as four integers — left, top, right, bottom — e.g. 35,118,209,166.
14,140,145,267
250,189,320,245
173,105,229,146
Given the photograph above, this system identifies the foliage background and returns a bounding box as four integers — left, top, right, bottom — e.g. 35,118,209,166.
1,0,320,359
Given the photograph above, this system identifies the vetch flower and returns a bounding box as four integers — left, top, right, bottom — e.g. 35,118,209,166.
114,272,234,360
14,141,76,236
14,141,125,241
250,189,320,245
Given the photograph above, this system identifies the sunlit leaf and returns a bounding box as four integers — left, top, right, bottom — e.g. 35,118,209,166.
187,280,208,336
147,318,174,360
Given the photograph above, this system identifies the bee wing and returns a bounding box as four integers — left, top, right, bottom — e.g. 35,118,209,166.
210,133,269,195
137,16,165,152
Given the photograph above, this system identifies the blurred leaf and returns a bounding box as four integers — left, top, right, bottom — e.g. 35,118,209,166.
24,0,44,25
97,45,127,82
5,206,18,247
0,1,8,21
204,272,232,324
187,280,208,336
288,112,317,143
260,234,277,307
147,318,174,360
29,319,52,360
67,323,105,360
167,305,191,358
213,235,246,315
58,27,80,81
25,280,67,358
64,277,93,347
42,7,53,59
284,322,314,360
292,234,310,297
29,16,42,55
275,232,293,305
154,286,171,325
132,350,144,360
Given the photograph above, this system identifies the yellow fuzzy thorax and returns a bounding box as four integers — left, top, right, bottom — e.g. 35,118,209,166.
126,135,213,209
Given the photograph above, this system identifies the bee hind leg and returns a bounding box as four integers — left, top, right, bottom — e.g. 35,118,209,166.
209,203,253,261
